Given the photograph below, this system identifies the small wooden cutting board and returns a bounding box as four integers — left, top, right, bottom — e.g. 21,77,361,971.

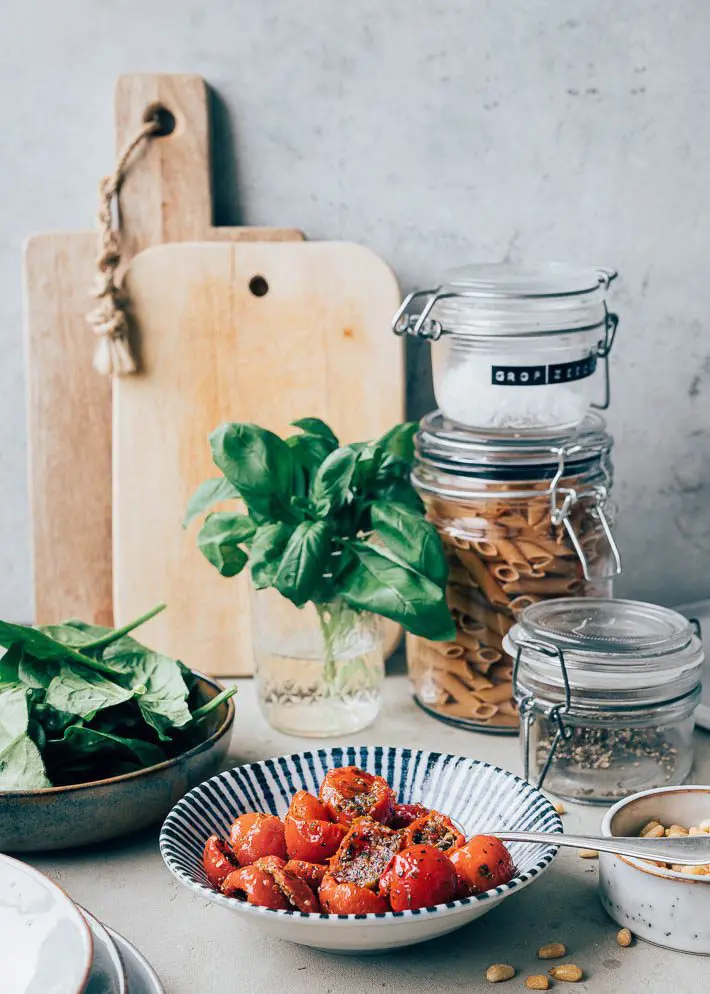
114,241,403,674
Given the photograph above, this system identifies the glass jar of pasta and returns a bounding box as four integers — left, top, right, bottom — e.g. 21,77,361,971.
407,411,621,733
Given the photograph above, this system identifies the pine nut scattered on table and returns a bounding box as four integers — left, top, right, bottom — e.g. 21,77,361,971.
549,964,584,982
578,848,599,858
525,976,550,991
617,927,633,947
553,802,566,815
537,942,567,959
485,964,515,983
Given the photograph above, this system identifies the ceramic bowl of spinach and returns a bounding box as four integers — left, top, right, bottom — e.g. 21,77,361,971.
0,604,236,852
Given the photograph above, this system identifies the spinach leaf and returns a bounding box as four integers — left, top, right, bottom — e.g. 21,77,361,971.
249,522,294,589
209,423,294,522
376,422,417,461
130,653,191,741
197,513,254,577
310,447,357,517
0,734,50,789
18,654,56,689
275,521,331,606
371,501,449,587
54,726,167,768
45,665,134,719
339,541,455,640
0,686,30,742
290,418,339,447
0,644,22,686
0,621,121,677
183,478,239,529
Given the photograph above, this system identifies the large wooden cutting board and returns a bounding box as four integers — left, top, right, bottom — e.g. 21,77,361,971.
114,241,403,674
23,73,302,628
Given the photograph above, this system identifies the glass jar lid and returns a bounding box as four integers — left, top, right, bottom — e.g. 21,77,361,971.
413,410,613,483
507,597,704,710
393,262,617,340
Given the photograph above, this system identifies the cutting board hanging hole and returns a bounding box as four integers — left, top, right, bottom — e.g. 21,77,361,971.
143,103,176,137
249,275,269,297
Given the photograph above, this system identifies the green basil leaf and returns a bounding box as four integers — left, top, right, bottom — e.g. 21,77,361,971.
376,422,418,461
274,521,331,606
290,418,339,447
56,726,166,768
130,653,191,741
209,423,294,522
45,665,134,719
377,478,424,512
339,541,455,640
310,447,357,517
249,522,294,589
371,501,449,587
286,432,336,475
197,512,254,577
183,477,240,528
0,734,50,789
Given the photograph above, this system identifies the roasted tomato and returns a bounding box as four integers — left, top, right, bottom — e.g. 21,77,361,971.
329,816,402,890
284,816,346,863
229,813,287,866
202,834,239,888
379,844,458,911
220,866,290,910
319,874,390,914
449,835,516,894
269,863,320,913
319,766,396,826
390,803,430,830
401,811,465,853
285,860,328,890
287,790,332,823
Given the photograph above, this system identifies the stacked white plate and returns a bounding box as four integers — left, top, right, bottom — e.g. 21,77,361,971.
0,854,164,994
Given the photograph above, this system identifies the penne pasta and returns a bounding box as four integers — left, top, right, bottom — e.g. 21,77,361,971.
497,699,519,717
466,645,502,666
472,539,499,559
459,615,486,635
455,551,510,607
474,681,514,705
509,594,541,615
502,577,584,596
475,626,504,653
490,562,520,584
439,701,499,721
453,630,481,653
514,539,554,568
489,662,514,683
431,670,477,705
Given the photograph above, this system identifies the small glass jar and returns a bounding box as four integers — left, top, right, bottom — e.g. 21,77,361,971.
392,263,619,433
506,597,704,804
408,412,621,734
250,586,384,738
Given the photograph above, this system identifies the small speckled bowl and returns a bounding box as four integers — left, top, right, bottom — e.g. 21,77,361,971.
599,785,710,954
0,673,234,853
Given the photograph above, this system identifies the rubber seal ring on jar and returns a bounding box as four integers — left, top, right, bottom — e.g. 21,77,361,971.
513,638,573,791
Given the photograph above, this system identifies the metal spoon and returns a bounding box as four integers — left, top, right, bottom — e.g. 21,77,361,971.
490,831,710,865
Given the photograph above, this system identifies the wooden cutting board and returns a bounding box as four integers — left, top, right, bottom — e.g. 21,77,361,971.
114,241,403,674
23,73,303,628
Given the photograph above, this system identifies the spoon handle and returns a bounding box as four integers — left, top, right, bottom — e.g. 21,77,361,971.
492,831,710,865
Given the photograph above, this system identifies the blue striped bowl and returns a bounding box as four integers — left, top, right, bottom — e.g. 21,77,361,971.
160,746,561,953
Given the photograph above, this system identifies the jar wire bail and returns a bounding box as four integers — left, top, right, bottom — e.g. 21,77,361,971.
590,305,619,411
513,639,573,790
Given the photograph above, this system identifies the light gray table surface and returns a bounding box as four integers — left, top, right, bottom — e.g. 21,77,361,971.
29,672,710,994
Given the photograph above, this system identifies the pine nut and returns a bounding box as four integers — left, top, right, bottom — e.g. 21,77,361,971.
642,824,665,839
486,964,515,983
578,848,599,858
549,964,584,982
681,865,709,875
537,942,567,959
689,827,704,836
526,977,550,991
616,927,633,947
698,819,710,832
553,802,566,815
666,825,689,837
640,820,663,837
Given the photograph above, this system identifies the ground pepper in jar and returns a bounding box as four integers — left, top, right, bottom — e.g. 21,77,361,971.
407,414,620,733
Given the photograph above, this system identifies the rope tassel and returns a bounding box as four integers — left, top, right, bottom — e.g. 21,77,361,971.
86,119,160,376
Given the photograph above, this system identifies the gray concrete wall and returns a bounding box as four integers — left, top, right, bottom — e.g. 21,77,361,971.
2,0,709,619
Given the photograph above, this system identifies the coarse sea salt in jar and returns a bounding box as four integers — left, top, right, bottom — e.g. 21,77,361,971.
506,598,704,804
392,263,619,434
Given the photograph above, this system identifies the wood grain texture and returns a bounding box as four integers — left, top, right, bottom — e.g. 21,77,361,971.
24,73,303,627
114,241,403,675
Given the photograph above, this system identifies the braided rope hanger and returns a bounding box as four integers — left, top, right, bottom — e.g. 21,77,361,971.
86,117,161,376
